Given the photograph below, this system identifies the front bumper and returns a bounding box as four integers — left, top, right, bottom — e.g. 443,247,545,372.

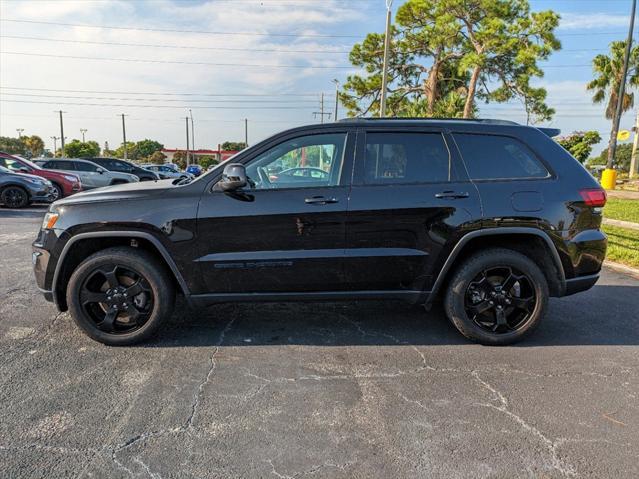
564,273,600,296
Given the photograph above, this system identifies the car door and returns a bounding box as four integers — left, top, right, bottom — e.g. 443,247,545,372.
73,161,109,187
44,160,82,185
344,128,482,295
196,129,355,294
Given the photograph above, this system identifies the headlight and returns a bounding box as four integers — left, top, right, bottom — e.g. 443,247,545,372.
63,175,78,182
42,212,59,230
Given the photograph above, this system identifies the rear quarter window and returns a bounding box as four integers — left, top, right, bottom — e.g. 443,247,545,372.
454,133,549,180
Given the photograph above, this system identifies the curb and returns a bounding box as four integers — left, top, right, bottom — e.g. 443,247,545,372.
604,261,639,279
602,218,639,231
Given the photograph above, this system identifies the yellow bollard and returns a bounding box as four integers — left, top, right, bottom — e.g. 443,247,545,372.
601,168,617,190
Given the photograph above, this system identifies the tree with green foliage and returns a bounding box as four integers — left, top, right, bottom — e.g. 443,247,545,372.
198,155,219,169
589,143,633,172
340,0,560,122
556,131,602,163
64,139,101,158
172,151,187,170
0,136,27,155
23,135,45,157
147,151,167,164
221,141,247,151
113,142,136,160
135,139,164,160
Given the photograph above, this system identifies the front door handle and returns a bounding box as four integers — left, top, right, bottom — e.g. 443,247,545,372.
434,191,470,199
305,196,339,205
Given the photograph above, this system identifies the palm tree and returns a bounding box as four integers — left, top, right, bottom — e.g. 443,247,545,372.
587,41,639,120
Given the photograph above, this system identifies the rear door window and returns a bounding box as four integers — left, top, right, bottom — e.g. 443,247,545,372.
74,161,99,172
361,132,451,185
45,160,75,170
454,133,549,180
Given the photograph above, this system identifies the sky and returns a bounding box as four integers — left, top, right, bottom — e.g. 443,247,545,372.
0,0,637,155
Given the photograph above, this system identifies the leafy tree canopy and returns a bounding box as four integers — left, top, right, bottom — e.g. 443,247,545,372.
172,151,187,170
64,139,101,158
113,140,164,162
589,143,633,172
0,136,27,156
340,0,560,122
198,155,219,169
556,131,602,163
221,141,247,151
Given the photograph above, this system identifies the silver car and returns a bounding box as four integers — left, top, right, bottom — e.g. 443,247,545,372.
142,164,194,181
40,158,139,189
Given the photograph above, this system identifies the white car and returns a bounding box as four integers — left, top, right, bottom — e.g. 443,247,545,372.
40,159,139,189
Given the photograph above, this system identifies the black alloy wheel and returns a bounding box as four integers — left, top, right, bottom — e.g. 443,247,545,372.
465,266,537,334
50,183,63,201
1,186,29,208
79,264,154,334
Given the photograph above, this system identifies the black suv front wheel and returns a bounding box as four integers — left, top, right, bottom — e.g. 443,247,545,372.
67,247,175,345
444,248,548,346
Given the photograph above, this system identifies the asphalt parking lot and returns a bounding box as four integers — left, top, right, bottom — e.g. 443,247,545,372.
1,206,638,478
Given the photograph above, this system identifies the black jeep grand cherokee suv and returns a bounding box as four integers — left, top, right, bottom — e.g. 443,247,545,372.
33,119,607,346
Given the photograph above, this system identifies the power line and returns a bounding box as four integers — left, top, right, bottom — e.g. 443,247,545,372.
0,92,319,104
0,18,362,38
0,35,351,54
0,86,333,97
0,99,318,110
0,51,353,69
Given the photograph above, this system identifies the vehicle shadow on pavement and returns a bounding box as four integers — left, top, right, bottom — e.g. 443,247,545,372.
0,205,49,218
146,284,639,348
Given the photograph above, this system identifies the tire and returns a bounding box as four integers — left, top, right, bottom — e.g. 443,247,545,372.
444,248,548,346
66,247,175,346
1,186,30,208
50,182,63,201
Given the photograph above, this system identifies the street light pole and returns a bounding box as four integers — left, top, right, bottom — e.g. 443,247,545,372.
185,117,190,167
80,128,87,142
16,128,24,138
189,109,195,161
51,136,58,155
55,110,66,155
379,0,393,118
631,109,639,178
602,0,636,190
244,118,248,147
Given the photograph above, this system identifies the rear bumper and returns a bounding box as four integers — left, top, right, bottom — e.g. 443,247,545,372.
564,273,600,296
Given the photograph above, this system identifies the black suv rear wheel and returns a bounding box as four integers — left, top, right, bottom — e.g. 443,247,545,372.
444,248,548,346
67,247,175,345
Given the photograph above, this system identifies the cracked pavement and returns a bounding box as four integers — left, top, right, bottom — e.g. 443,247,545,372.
1,207,638,478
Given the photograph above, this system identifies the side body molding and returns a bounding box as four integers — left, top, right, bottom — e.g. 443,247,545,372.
425,227,566,304
52,231,191,299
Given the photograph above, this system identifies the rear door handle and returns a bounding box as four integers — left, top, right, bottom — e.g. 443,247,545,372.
434,191,470,199
305,196,339,205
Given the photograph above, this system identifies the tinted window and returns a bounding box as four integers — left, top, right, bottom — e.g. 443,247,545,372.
363,132,450,185
107,159,131,172
45,160,75,170
74,161,99,172
0,158,28,171
245,133,346,190
454,134,549,180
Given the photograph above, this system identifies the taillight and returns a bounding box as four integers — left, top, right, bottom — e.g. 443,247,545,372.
579,188,607,207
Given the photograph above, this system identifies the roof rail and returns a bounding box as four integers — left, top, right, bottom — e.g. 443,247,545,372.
338,117,520,126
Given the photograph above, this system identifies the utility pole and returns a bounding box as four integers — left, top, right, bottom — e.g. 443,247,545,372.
16,128,24,138
244,118,248,147
184,117,190,167
631,110,639,178
602,0,636,190
119,114,128,160
55,110,66,155
313,93,331,123
51,136,59,155
332,79,340,121
189,109,195,160
380,0,393,118
80,128,87,142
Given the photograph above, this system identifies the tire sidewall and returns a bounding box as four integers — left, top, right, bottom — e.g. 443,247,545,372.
51,183,63,200
445,249,548,346
67,248,174,345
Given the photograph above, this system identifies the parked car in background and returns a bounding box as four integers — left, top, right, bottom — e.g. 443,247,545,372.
186,164,202,177
40,159,139,189
33,119,607,346
0,152,82,201
0,165,54,208
83,157,159,182
142,164,193,180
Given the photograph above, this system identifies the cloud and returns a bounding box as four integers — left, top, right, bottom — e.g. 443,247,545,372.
558,12,631,30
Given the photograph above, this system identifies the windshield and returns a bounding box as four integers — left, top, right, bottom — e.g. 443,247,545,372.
13,155,41,170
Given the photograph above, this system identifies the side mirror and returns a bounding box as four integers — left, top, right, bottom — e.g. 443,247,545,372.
219,163,247,192
96,167,105,174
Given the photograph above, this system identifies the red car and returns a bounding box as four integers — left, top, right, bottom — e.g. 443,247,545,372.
0,152,81,200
